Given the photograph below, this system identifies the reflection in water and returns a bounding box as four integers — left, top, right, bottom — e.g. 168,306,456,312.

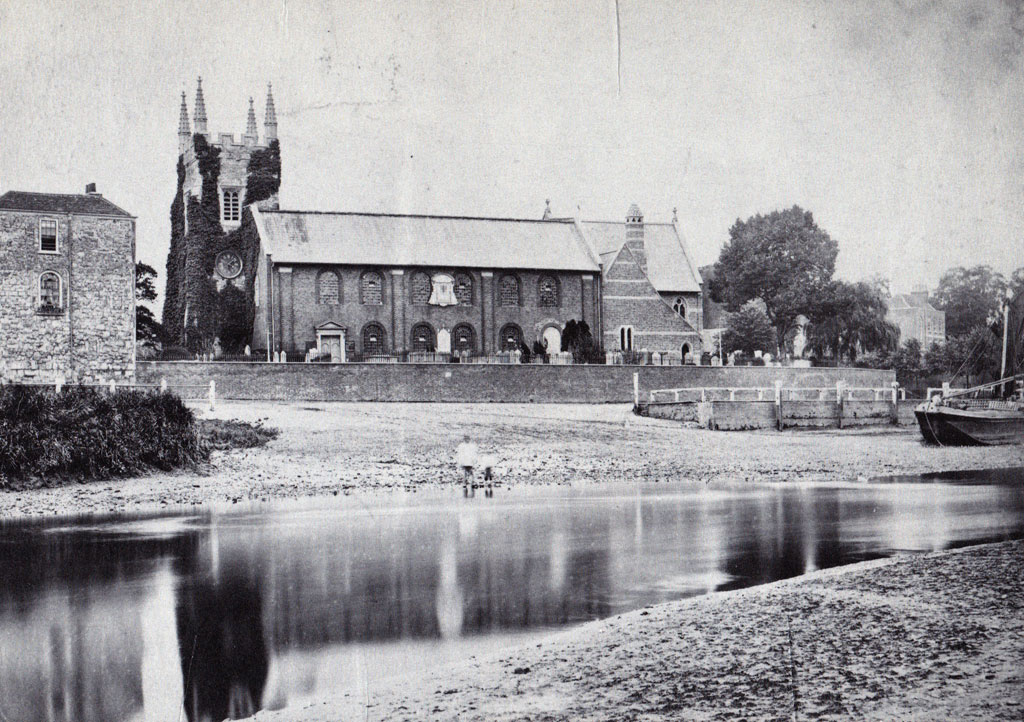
176,571,269,721
0,475,1021,721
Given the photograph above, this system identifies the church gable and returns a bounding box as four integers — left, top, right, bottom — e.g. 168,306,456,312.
602,243,701,354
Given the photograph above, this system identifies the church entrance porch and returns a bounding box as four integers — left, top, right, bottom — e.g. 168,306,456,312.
315,322,347,363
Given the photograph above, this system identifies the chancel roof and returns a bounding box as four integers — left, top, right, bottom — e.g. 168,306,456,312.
0,190,132,217
577,221,702,293
252,209,601,272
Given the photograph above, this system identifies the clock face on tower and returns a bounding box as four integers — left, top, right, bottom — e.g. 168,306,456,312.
215,250,243,280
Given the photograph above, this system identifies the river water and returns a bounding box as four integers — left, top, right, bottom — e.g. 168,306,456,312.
1,470,1022,721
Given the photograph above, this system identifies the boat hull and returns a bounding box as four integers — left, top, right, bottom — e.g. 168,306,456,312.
915,405,1024,446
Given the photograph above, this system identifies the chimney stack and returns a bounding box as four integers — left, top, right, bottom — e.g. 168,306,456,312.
625,203,647,274
85,183,98,195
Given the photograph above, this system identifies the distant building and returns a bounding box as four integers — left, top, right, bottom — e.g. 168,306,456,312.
0,186,136,382
887,286,945,347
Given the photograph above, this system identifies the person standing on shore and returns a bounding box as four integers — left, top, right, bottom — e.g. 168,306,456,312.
479,450,497,496
456,434,478,495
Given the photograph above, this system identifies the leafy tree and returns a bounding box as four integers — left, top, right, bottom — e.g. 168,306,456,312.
923,328,1001,386
216,284,249,354
932,265,1007,339
709,205,838,350
135,262,162,347
722,300,776,357
892,338,923,384
806,281,899,363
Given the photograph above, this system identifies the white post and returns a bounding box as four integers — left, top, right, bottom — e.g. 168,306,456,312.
109,379,116,393
633,372,639,407
900,388,906,401
942,381,951,398
160,377,167,392
701,388,706,403
729,389,735,401
757,389,764,401
774,380,782,404
55,373,64,394
836,381,843,403
209,380,216,412
891,382,898,405
1000,295,1010,395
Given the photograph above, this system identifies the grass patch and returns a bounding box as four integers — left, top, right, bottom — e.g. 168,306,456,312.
199,418,278,451
0,385,208,489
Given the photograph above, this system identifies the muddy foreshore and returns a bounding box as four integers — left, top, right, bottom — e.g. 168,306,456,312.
253,539,1024,722
2,401,1022,518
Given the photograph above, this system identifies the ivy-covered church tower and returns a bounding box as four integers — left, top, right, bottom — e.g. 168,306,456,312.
162,77,281,353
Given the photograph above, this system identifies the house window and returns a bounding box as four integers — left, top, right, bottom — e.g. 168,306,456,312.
318,271,341,305
410,271,431,305
360,271,383,305
39,219,58,253
499,323,524,351
672,297,686,318
362,323,387,354
499,275,520,307
39,272,62,312
452,323,475,353
222,189,241,222
619,326,634,351
538,275,560,307
410,323,436,352
454,273,473,305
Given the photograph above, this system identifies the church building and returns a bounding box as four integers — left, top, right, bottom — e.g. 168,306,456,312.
164,79,703,361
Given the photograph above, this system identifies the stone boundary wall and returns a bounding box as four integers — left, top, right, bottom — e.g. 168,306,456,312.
137,361,895,403
646,398,919,430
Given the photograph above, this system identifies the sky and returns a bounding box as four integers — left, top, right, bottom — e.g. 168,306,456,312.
2,0,1022,312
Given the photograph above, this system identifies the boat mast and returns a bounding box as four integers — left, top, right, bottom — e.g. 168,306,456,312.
1001,289,1011,396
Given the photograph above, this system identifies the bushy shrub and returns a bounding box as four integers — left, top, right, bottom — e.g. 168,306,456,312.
0,386,208,487
199,419,278,451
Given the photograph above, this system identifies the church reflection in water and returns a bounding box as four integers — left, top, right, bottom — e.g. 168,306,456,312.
0,479,1021,721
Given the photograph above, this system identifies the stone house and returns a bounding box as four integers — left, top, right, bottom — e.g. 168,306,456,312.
886,287,946,348
0,187,136,382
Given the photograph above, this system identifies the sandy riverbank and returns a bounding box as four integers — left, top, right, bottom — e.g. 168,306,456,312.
253,539,1024,721
2,401,1022,517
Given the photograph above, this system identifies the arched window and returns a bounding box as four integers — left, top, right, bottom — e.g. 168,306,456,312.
410,322,436,352
361,323,387,354
499,323,524,351
317,270,341,305
360,271,383,305
672,297,686,318
538,275,560,307
682,343,691,362
499,275,520,307
39,272,62,310
452,323,475,353
454,273,473,305
410,271,431,305
619,326,634,351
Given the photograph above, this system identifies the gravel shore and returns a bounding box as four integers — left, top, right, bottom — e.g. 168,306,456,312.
2,401,1022,517
255,539,1024,722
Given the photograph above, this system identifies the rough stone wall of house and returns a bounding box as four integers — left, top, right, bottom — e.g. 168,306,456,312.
0,211,134,382
138,361,895,403
602,245,702,355
262,266,595,355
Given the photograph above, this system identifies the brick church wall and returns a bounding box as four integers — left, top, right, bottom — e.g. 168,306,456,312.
0,211,135,382
602,245,702,355
262,266,598,356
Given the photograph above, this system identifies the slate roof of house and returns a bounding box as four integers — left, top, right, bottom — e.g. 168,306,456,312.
577,221,702,293
0,190,132,217
251,208,602,271
888,293,939,312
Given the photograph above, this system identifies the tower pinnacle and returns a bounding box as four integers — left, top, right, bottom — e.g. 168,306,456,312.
244,96,258,144
178,91,191,154
264,83,277,142
193,76,208,135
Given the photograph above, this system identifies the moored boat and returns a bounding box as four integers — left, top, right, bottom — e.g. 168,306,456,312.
915,393,1024,446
